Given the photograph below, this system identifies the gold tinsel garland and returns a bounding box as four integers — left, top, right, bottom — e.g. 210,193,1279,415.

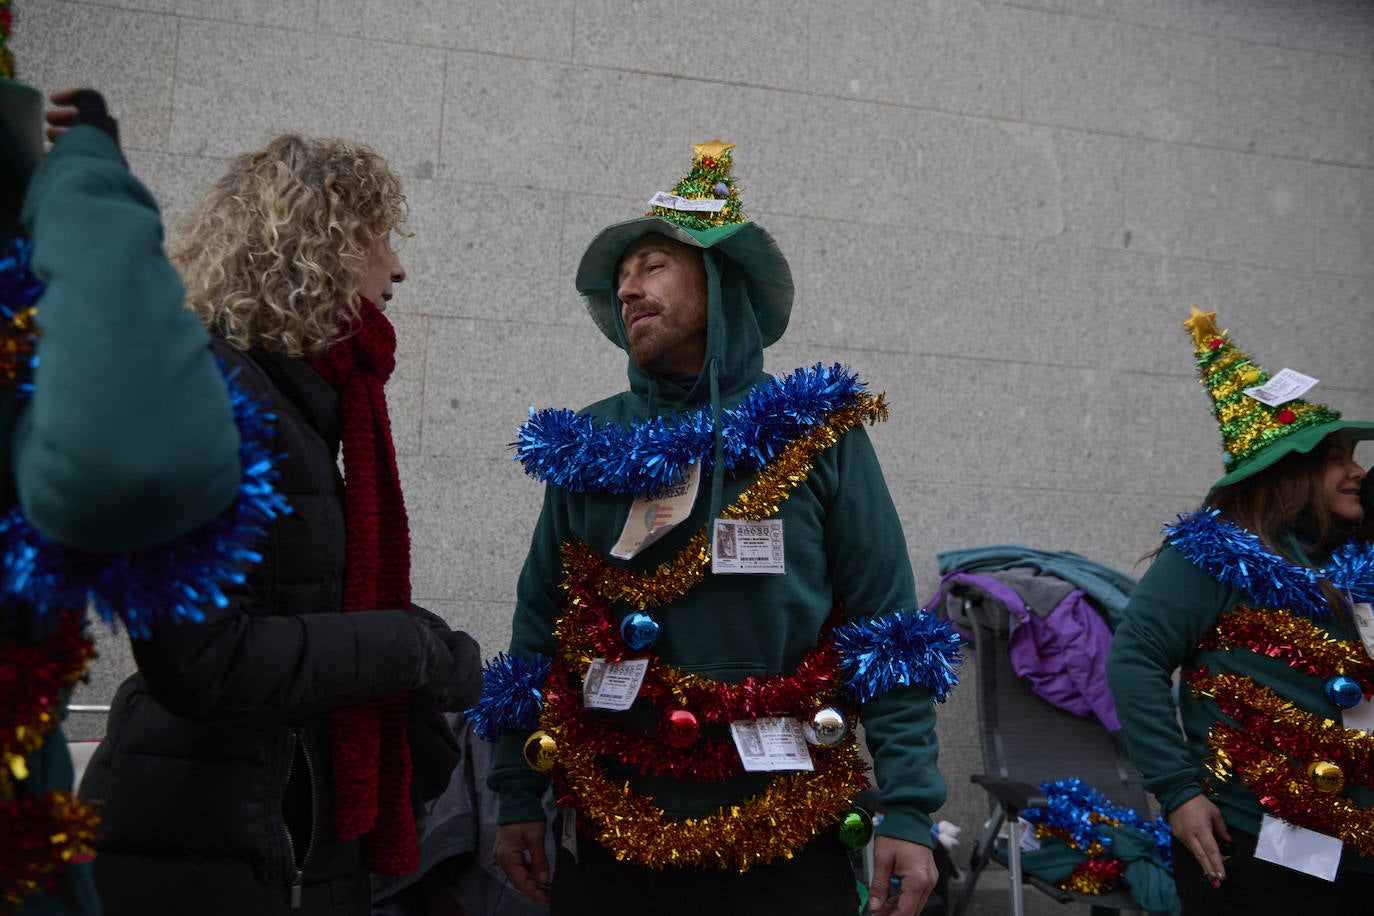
0,304,37,392
1,613,96,796
1189,670,1374,856
1189,671,1374,783
560,394,887,611
1203,730,1374,858
1,791,100,907
550,736,868,871
1033,822,1109,859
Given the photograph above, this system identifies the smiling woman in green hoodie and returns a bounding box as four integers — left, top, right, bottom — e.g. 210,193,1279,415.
1107,308,1374,915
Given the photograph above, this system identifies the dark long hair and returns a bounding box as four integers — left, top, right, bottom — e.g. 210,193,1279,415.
1206,436,1351,552
1207,433,1361,613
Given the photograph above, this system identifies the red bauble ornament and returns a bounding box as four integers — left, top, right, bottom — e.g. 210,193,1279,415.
1208,338,1223,350
1276,409,1296,424
660,707,700,749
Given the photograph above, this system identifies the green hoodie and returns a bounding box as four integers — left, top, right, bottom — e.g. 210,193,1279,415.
489,246,945,852
1107,535,1374,874
11,125,240,550
3,123,241,915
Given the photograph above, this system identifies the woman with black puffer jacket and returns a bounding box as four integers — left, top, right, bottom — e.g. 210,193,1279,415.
81,135,482,916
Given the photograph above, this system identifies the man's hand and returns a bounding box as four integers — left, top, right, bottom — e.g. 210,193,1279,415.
868,836,938,915
1168,794,1231,886
494,821,552,903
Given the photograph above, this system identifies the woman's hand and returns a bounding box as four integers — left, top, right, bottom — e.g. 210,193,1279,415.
1168,794,1232,885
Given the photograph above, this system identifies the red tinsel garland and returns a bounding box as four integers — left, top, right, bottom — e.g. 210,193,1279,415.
555,577,851,723
1,611,94,790
1186,669,1374,788
1182,606,1374,856
1199,606,1374,688
0,790,99,906
1203,724,1374,857
1062,857,1125,895
1032,817,1130,895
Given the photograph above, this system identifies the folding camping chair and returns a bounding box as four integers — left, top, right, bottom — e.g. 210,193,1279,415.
946,586,1152,916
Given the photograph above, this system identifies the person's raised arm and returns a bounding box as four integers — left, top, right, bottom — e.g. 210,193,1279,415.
16,90,240,552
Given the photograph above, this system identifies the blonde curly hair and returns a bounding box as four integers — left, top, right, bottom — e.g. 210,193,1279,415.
173,134,408,355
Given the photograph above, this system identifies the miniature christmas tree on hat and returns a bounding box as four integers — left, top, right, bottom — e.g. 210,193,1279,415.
1183,306,1341,477
648,139,745,232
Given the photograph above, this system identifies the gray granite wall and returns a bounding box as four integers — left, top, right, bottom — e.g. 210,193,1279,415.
22,0,1373,877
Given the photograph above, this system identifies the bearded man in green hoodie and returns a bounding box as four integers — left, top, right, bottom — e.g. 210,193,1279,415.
473,143,960,916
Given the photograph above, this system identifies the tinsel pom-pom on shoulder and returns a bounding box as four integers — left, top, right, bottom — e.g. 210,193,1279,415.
512,363,873,496
0,367,292,639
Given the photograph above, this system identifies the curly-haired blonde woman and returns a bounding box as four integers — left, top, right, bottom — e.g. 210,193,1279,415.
81,135,483,916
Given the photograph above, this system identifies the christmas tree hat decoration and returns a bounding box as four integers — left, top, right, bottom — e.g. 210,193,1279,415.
1183,306,1374,492
576,140,793,348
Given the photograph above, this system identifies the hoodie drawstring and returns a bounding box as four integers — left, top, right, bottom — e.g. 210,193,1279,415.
707,356,725,524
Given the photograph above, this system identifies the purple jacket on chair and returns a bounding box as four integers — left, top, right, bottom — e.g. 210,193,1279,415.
934,570,1120,732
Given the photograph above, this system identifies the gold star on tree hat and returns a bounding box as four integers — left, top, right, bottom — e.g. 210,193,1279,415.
1182,306,1374,491
576,140,793,347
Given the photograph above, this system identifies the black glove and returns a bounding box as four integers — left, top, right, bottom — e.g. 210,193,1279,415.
407,699,461,804
410,605,484,713
66,90,122,154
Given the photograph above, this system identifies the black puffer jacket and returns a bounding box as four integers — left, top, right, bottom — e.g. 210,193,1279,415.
81,342,474,916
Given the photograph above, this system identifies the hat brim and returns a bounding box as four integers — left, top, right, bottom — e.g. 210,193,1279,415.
575,216,793,348
1209,418,1374,492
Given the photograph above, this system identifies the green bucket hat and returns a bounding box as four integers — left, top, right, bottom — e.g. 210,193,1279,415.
1182,306,1374,491
575,140,793,347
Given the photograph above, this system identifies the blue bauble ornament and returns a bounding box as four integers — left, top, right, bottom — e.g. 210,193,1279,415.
620,612,661,650
1327,675,1364,709
713,181,729,197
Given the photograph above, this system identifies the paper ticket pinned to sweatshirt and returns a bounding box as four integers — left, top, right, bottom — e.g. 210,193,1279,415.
611,464,701,560
730,718,814,772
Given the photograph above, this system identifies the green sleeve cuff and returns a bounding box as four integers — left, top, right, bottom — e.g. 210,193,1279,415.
875,807,935,848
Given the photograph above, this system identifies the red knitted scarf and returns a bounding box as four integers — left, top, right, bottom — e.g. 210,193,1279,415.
307,298,416,875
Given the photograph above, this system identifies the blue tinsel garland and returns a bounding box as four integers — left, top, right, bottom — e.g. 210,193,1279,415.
513,363,870,495
0,367,291,639
1022,778,1172,867
467,610,963,740
1165,508,1374,618
0,238,43,398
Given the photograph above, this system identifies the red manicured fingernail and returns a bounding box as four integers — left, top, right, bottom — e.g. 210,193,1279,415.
1207,875,1221,889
